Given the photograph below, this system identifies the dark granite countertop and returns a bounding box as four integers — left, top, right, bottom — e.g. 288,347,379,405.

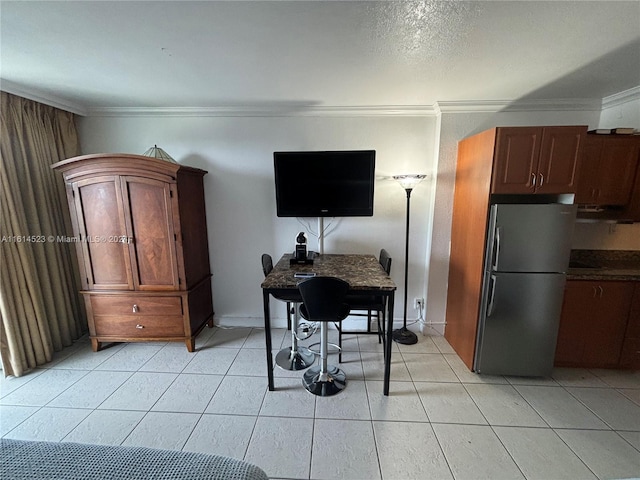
567,250,640,281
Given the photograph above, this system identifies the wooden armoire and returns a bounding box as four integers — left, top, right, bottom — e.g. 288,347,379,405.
52,153,214,352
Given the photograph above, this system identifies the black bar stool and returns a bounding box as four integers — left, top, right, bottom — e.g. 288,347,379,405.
298,276,351,396
262,254,314,370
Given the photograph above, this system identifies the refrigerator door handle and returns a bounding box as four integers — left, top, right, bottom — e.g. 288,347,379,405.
487,274,497,317
492,227,501,271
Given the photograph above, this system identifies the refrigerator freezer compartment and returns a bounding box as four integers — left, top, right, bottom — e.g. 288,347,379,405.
487,204,577,273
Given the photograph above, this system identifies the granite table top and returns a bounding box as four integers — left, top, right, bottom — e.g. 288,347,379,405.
261,253,397,291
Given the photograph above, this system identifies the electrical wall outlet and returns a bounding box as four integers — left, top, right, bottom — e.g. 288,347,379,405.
414,298,424,310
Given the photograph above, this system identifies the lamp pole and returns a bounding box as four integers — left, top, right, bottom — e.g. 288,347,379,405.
392,174,426,345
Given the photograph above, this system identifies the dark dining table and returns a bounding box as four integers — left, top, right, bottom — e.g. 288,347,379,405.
261,253,397,395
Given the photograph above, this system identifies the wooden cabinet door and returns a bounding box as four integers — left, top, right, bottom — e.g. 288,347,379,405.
555,281,634,368
575,136,603,203
583,282,634,367
536,126,583,194
626,284,640,338
73,177,133,290
555,282,591,365
491,127,541,194
620,284,640,368
595,139,639,205
576,136,639,205
122,176,180,290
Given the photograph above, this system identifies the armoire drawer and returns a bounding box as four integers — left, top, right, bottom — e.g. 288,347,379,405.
93,315,184,337
90,295,183,316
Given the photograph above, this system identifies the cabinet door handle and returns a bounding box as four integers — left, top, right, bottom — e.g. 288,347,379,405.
539,173,544,186
592,286,598,298
598,285,604,298
132,304,139,313
531,172,536,188
135,324,144,329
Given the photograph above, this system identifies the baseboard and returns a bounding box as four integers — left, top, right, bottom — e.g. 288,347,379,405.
212,314,430,332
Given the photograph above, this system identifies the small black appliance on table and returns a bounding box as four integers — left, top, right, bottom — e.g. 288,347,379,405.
261,253,397,395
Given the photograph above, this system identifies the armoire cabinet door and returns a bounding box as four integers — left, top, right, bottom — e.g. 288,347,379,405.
122,176,180,290
73,176,133,290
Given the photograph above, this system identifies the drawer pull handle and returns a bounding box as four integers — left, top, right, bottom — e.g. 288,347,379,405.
136,324,144,329
132,304,139,313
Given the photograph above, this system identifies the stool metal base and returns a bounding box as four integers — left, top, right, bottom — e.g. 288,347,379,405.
302,365,346,396
275,346,315,371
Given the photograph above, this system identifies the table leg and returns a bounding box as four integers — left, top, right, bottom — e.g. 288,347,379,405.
383,292,394,396
263,290,274,391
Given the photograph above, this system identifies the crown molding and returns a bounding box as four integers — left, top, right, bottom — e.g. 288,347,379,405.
3,78,637,117
85,104,440,117
601,85,640,110
436,98,603,113
0,79,88,116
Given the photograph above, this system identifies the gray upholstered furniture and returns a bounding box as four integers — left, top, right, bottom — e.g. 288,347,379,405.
0,439,269,480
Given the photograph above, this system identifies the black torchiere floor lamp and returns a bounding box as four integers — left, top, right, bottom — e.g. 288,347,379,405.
392,174,427,345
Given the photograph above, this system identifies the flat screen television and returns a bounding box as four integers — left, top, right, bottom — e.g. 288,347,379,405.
273,150,375,217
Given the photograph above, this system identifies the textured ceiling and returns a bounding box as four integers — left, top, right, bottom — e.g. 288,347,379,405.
1,1,639,114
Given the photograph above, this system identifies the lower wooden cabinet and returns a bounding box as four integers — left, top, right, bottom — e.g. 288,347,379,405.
555,280,635,368
619,284,640,368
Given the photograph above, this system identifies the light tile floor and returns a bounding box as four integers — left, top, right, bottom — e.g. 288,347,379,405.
2,323,640,480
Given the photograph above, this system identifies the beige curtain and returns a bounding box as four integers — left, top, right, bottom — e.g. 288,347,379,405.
0,92,85,377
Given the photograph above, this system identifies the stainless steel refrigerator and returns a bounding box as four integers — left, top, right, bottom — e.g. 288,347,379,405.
474,203,577,376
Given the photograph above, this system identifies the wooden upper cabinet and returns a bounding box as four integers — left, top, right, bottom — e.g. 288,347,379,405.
492,127,540,193
537,127,585,193
491,126,586,194
575,135,640,206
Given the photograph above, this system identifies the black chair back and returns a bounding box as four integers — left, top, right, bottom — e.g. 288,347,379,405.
379,249,392,275
298,277,350,322
261,253,273,277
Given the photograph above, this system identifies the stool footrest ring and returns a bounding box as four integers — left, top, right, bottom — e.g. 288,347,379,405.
306,342,341,356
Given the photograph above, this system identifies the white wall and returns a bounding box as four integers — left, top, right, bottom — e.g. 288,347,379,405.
78,114,438,327
77,100,640,332
599,96,640,130
572,223,640,250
